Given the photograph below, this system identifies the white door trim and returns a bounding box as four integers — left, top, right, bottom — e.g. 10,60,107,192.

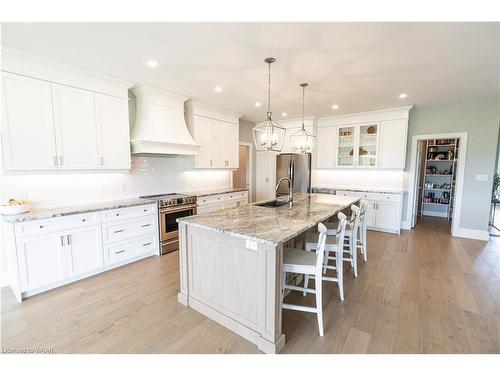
406,132,468,238
239,142,253,202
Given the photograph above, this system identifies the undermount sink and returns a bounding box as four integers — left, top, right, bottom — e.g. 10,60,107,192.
255,199,291,208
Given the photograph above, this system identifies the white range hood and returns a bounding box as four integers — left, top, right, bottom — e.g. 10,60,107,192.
130,86,199,155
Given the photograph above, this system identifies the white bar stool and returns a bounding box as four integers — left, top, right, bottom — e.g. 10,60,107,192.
324,204,361,278
303,212,348,301
281,215,346,336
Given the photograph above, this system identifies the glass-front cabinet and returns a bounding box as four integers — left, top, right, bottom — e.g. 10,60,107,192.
337,126,355,166
335,123,379,167
358,123,378,167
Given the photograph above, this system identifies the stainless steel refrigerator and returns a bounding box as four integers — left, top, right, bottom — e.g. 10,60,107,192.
276,153,311,196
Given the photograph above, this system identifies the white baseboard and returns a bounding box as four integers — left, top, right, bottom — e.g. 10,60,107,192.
422,210,449,218
453,227,489,241
400,220,411,230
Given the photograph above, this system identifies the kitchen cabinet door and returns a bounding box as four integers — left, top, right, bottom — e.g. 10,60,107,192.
192,115,212,168
210,120,226,168
16,232,67,291
95,94,131,169
224,123,239,168
364,201,377,228
336,126,356,167
357,123,379,167
378,119,407,169
256,152,276,202
52,84,98,169
316,126,337,168
65,225,104,278
1,73,58,170
374,201,399,231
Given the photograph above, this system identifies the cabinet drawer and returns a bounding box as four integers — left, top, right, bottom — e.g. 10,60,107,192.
104,234,157,265
102,215,156,243
101,204,156,223
197,203,224,214
197,194,224,205
357,192,401,203
335,190,358,197
223,191,248,202
14,212,100,238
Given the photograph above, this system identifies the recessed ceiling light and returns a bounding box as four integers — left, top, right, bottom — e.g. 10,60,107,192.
146,60,158,68
255,102,262,108
281,112,288,117
214,86,223,93
332,104,339,110
399,93,407,99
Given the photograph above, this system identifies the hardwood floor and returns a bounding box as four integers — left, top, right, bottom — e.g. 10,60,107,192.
1,217,499,354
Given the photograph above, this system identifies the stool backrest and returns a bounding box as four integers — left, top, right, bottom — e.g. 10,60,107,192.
358,199,368,225
350,204,361,244
315,223,328,270
335,212,347,252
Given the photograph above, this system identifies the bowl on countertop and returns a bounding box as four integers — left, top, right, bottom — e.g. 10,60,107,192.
0,202,31,216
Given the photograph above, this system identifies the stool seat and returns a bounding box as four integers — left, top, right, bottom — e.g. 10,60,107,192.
304,232,340,246
283,247,316,270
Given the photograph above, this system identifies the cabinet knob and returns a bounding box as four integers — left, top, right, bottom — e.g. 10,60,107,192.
82,218,86,222
39,225,44,228
116,213,120,216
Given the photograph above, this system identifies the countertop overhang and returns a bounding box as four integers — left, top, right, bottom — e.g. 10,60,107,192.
177,193,360,246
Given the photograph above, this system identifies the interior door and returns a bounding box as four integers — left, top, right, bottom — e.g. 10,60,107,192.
52,83,98,169
65,225,104,278
1,73,58,170
95,94,131,169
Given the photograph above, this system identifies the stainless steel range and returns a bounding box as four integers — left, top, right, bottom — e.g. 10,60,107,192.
140,193,197,254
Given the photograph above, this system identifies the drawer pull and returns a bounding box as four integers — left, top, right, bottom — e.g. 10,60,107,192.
113,229,124,233
39,225,44,229
115,213,120,216
142,242,152,246
141,224,151,227
115,250,125,254
143,209,147,212
82,218,86,222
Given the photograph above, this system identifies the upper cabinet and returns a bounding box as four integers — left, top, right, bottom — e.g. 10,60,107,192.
1,48,132,171
1,73,58,170
315,106,411,170
185,101,241,169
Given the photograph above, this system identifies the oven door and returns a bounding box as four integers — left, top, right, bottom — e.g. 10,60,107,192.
160,204,197,242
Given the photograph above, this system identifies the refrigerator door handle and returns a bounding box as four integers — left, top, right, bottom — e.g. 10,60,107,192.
289,160,295,188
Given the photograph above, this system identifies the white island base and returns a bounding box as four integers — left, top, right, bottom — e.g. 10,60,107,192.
177,224,285,353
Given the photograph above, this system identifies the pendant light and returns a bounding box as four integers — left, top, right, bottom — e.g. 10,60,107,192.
252,57,286,152
290,83,315,153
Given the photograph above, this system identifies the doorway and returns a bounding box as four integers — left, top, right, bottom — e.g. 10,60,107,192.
407,132,467,237
232,142,253,201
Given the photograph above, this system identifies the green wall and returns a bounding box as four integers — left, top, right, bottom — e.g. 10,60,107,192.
239,119,257,202
405,99,500,232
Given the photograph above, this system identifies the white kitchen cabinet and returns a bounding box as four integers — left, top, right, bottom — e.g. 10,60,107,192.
189,116,239,169
95,94,131,169
64,225,104,278
51,83,99,169
256,152,277,202
335,123,379,168
316,126,337,168
335,190,403,234
7,203,158,301
373,201,400,232
16,232,67,291
378,119,408,169
1,72,58,170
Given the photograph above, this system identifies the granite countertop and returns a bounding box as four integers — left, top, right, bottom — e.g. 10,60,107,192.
3,198,156,223
178,193,359,246
182,187,249,198
312,186,406,194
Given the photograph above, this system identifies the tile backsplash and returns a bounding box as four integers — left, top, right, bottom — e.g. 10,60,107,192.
312,169,404,190
1,155,231,209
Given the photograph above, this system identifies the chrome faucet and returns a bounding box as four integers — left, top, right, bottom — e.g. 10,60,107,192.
276,177,293,204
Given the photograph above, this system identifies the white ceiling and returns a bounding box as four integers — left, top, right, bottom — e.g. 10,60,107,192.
1,22,499,122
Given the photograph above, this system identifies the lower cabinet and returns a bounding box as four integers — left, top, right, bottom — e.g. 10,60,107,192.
196,191,249,214
16,232,68,291
336,190,403,234
11,203,158,301
63,225,104,278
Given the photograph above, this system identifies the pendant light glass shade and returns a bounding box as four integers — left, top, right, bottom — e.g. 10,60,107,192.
290,83,315,153
252,57,286,152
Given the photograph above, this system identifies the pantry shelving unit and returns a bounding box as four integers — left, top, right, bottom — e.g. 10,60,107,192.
421,139,459,220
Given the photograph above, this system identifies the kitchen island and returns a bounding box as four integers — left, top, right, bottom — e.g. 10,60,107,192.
177,193,359,353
